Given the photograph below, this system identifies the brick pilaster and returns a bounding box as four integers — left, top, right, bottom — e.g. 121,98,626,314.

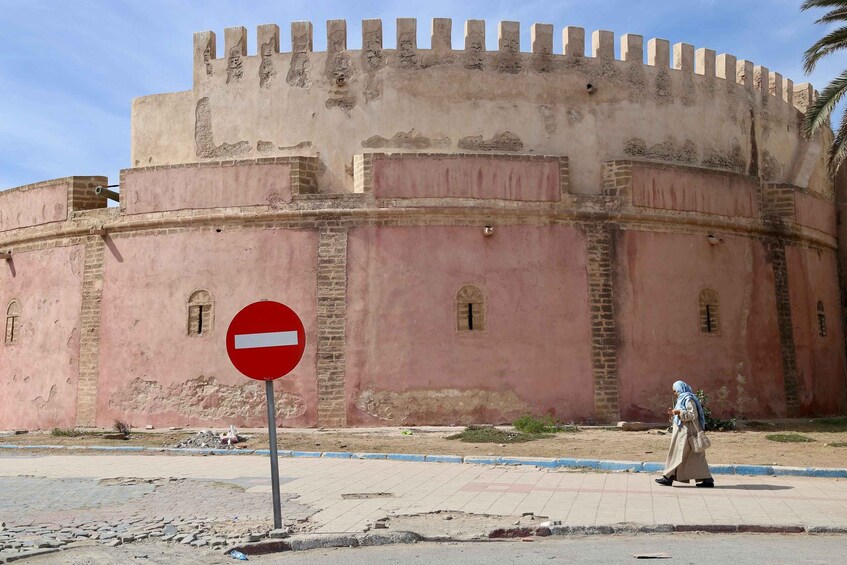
316,228,348,426
75,235,106,427
584,223,620,422
766,238,800,415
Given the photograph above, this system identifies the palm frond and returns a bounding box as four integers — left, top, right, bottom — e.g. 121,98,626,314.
817,7,847,24
803,26,847,73
802,0,847,11
803,70,847,137
826,107,847,175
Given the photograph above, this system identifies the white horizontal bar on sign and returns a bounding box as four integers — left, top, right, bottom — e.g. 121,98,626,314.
235,331,299,349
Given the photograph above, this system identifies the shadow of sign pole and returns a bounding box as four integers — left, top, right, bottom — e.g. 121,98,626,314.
226,300,307,531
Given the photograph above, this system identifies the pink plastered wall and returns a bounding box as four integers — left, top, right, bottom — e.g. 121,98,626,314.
786,246,847,415
616,231,784,421
632,165,758,218
794,192,837,237
122,163,292,214
96,228,318,428
372,157,561,201
345,225,594,425
0,246,84,429
0,181,68,232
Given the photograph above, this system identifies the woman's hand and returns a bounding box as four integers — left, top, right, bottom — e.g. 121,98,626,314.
672,409,681,416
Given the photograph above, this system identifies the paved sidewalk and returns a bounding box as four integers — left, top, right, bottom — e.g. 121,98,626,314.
1,453,846,534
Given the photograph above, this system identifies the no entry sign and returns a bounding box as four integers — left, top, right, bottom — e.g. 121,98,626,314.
226,300,306,380
226,299,306,530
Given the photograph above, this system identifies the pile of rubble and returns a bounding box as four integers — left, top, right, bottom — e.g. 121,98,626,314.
173,426,248,450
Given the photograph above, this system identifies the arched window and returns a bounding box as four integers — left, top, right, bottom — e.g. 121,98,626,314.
187,290,214,337
457,285,485,331
817,300,827,337
5,300,21,345
698,289,719,335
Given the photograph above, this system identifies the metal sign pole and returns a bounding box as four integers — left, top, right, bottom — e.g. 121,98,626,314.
265,380,282,530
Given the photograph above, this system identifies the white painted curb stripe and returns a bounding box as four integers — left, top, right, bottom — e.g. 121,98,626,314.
235,330,298,349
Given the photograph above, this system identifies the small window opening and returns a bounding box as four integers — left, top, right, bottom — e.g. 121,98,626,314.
5,300,21,345
457,285,485,332
699,289,719,335
188,290,213,337
817,300,827,337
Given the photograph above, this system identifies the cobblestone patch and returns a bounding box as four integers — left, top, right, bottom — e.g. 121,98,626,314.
0,476,315,561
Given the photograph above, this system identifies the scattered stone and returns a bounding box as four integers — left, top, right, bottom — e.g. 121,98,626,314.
373,522,388,530
120,534,135,543
246,533,264,542
269,529,290,539
163,524,178,536
180,534,196,545
190,539,208,547
99,532,117,541
107,539,122,547
161,534,176,542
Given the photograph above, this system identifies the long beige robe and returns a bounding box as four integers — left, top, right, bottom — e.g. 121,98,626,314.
662,397,712,482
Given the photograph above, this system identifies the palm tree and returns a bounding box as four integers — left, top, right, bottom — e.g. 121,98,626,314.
802,0,847,175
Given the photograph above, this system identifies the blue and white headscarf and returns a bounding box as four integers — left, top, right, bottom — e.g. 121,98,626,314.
673,380,706,430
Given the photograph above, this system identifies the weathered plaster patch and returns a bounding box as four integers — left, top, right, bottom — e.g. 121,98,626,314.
202,38,214,77
538,106,557,135
703,139,746,173
109,376,306,421
458,131,524,152
762,150,782,182
286,52,311,88
326,96,356,117
361,129,450,149
194,98,251,159
355,388,532,425
655,70,671,103
279,141,313,151
624,136,697,164
226,40,244,84
259,39,277,88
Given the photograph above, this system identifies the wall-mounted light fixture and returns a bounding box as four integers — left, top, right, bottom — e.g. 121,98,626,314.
483,225,495,237
586,83,596,94
707,234,723,246
0,251,11,261
89,226,106,236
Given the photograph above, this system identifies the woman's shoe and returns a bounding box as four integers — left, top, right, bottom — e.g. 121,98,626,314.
655,476,673,486
696,479,715,488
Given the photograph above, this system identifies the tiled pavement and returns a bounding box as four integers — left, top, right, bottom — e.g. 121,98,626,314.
1,454,846,534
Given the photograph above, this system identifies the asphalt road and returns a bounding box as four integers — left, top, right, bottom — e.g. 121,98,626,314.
24,534,846,564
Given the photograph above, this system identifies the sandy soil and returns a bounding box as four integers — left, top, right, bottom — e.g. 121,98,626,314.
2,423,846,468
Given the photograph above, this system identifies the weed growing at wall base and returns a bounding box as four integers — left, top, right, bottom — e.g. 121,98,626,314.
513,414,579,434
695,389,737,431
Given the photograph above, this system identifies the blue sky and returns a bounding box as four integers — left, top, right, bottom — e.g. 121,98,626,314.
0,0,841,190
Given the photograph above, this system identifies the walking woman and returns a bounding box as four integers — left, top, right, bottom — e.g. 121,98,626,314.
655,380,714,487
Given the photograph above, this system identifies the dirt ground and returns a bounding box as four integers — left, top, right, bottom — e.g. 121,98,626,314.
2,420,846,468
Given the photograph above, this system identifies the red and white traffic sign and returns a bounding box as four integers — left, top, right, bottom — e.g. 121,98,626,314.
226,301,306,381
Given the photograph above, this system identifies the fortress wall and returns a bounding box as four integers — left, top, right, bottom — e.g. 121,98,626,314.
344,225,594,425
794,191,837,237
94,228,319,429
615,231,785,421
786,246,847,415
130,19,831,201
0,245,84,429
0,179,68,232
122,161,294,214
370,155,563,200
631,163,758,218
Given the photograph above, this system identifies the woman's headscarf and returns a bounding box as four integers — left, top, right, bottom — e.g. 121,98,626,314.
673,380,706,430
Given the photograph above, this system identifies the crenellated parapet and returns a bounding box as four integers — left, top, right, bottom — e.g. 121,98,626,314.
191,19,813,113
131,18,830,198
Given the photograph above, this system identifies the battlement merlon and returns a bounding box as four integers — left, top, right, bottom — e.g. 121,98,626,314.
191,18,813,113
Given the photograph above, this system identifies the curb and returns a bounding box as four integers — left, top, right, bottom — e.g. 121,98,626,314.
1,443,846,478
224,523,847,557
